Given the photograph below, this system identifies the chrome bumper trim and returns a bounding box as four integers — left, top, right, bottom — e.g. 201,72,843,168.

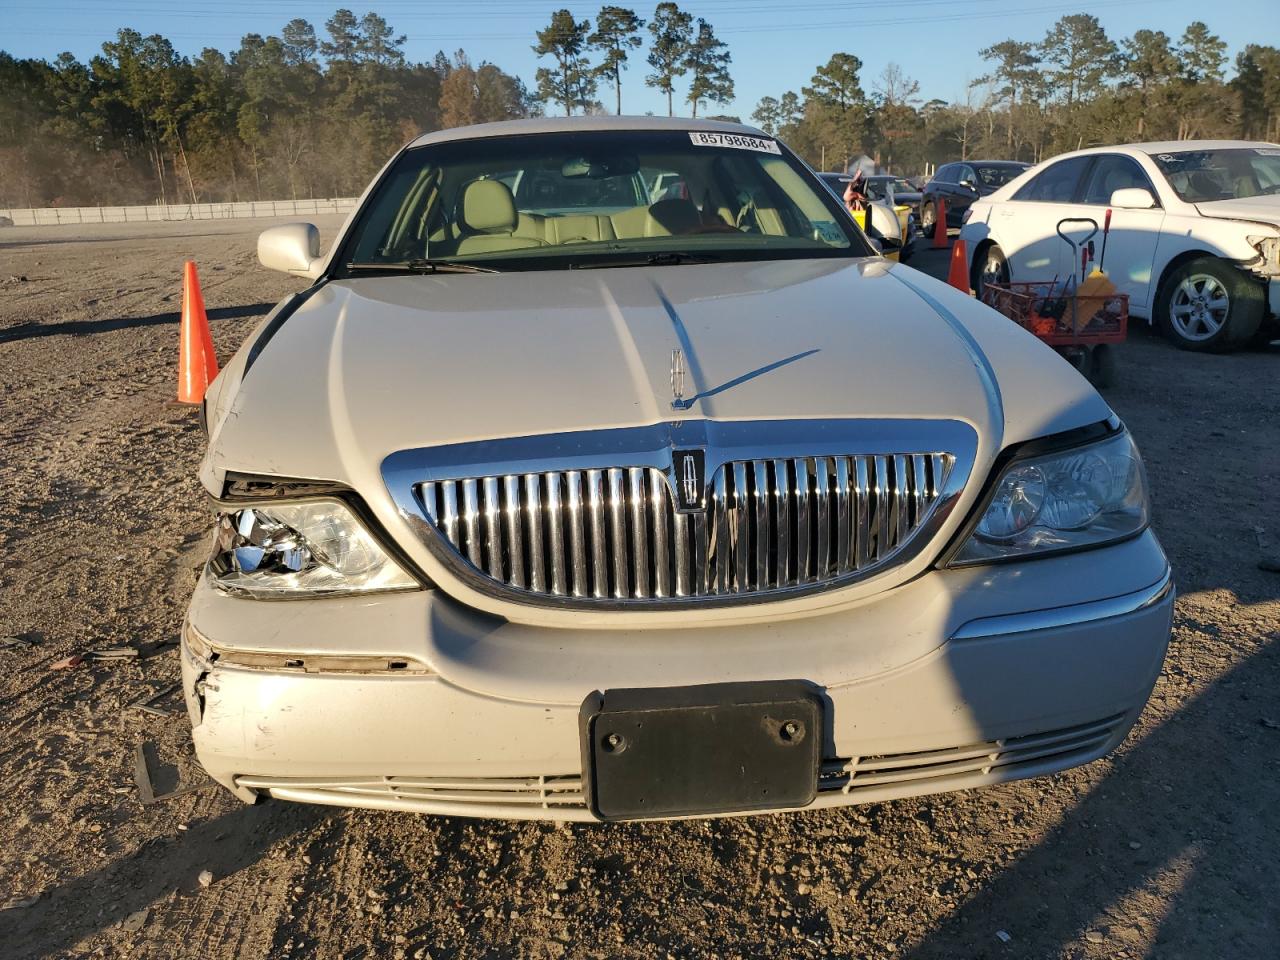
950,567,1173,640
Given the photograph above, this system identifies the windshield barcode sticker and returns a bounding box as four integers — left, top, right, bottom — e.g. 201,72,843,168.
689,132,781,154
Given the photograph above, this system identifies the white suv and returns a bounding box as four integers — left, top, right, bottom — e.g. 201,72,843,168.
959,141,1280,351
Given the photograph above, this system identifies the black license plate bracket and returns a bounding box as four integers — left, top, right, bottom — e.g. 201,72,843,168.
580,681,822,821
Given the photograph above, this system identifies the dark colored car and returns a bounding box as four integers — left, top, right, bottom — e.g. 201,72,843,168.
864,175,922,231
922,161,1028,233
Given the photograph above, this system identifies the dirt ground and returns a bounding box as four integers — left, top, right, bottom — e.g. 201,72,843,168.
0,218,1277,960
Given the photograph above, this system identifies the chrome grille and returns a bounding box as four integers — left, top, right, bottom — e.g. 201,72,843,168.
419,453,952,604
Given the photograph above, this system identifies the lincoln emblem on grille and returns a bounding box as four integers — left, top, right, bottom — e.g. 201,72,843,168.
672,448,705,512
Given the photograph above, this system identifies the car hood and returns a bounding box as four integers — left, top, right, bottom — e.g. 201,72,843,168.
208,257,1105,483
1195,194,1280,231
203,257,1109,624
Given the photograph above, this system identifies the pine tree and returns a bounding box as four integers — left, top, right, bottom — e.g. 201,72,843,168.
646,2,693,117
684,19,732,118
533,9,596,116
589,7,644,115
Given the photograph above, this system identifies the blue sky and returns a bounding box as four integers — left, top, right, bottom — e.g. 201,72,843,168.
4,0,1274,119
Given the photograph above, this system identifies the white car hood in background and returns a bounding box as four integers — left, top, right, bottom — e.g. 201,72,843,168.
1195,194,1280,231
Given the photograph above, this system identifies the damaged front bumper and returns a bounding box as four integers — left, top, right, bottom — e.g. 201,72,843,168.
181,531,1174,821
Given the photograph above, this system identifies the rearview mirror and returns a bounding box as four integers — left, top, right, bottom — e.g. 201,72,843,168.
561,154,640,179
1110,187,1156,210
258,222,322,278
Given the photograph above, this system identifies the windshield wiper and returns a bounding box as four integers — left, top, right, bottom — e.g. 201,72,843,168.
346,259,499,275
570,251,722,270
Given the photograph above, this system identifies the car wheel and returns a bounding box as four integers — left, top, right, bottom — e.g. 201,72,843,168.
973,244,1009,300
1157,257,1264,352
920,202,935,236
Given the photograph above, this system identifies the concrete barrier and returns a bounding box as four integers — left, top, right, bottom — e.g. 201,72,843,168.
0,197,359,227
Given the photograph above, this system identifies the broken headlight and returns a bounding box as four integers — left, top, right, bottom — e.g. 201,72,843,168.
208,499,419,598
950,430,1149,565
1247,235,1280,275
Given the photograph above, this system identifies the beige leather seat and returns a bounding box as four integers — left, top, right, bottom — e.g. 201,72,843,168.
543,214,616,244
611,199,705,239
455,180,545,255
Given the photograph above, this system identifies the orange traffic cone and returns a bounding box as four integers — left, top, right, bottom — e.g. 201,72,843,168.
178,260,218,404
930,198,948,249
947,238,970,293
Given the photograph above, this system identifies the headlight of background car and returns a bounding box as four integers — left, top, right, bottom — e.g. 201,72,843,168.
208,498,419,597
950,431,1148,565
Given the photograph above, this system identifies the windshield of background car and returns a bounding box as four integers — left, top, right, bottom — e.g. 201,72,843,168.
974,164,1025,188
1152,148,1280,202
339,130,870,271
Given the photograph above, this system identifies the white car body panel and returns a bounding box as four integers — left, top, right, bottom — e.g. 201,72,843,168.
960,140,1280,322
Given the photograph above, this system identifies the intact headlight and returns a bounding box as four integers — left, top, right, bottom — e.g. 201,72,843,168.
950,430,1148,565
208,498,419,597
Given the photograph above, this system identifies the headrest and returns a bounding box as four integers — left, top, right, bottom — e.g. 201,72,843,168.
646,198,702,236
460,180,518,235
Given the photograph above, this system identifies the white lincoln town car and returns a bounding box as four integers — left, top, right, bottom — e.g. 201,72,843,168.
185,117,1173,822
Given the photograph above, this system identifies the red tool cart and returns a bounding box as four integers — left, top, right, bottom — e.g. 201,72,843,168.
981,216,1127,388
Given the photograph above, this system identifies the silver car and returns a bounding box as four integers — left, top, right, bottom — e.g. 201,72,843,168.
185,117,1173,822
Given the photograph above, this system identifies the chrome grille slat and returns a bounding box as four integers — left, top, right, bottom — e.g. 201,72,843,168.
873,456,890,559
753,461,769,591
773,459,791,586
482,476,502,577
607,468,628,599
586,469,607,598
650,471,671,598
795,458,811,584
461,479,482,567
628,467,649,598
565,471,588,598
503,475,525,589
815,458,831,581
834,457,851,574
524,473,545,593
545,472,566,595
420,451,952,605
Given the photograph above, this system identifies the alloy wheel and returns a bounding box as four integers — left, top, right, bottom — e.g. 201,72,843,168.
979,250,1008,294
1170,274,1230,341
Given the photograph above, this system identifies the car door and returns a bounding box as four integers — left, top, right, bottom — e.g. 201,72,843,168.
991,155,1095,283
1075,154,1165,309
950,164,979,223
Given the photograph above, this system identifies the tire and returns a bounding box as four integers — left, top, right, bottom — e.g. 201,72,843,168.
1156,257,1264,352
1089,343,1118,389
920,201,936,237
972,243,1009,300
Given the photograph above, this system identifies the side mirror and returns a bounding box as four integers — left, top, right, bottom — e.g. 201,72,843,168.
959,179,977,192
258,222,323,278
867,237,884,255
1110,187,1156,210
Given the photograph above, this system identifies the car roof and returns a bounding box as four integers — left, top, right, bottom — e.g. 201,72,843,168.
1126,140,1280,154
956,160,1028,167
407,115,769,149
1039,140,1280,164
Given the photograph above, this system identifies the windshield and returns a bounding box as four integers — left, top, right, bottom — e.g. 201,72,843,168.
974,165,1026,188
338,130,869,273
1152,148,1280,202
